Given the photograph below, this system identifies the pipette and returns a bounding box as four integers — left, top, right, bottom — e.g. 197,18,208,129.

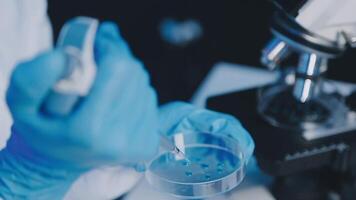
134,135,190,172
159,135,189,161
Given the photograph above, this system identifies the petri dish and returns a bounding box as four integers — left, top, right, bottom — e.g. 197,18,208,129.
145,133,246,199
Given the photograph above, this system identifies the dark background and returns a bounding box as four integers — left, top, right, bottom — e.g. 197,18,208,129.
48,0,356,104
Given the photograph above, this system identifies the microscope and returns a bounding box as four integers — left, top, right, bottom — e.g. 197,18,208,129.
208,0,356,199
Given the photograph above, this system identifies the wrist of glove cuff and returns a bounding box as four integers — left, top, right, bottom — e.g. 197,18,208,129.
0,130,85,200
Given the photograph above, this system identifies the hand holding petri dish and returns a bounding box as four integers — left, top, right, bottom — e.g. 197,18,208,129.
145,132,246,199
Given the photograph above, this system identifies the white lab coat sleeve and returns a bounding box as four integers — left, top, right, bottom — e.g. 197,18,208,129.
64,166,142,200
0,0,53,149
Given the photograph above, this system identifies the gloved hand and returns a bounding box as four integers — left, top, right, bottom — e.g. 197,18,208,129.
159,101,255,163
0,22,159,199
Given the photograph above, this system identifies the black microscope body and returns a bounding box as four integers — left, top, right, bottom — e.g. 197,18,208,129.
208,86,356,200
208,2,356,199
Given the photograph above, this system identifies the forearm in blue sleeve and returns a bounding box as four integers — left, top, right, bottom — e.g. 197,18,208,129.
0,134,83,200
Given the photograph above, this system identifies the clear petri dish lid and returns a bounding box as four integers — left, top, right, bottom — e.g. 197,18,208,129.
145,132,246,199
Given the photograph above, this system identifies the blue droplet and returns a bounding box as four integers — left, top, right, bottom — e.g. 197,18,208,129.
217,169,223,174
185,172,193,177
205,174,211,180
217,163,225,169
200,163,209,170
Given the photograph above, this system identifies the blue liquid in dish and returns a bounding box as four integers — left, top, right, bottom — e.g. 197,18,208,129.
149,146,241,183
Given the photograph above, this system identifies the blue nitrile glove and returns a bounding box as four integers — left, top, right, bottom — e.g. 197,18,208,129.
159,101,255,163
0,22,159,200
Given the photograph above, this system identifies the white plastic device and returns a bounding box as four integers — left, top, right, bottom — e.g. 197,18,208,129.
44,17,99,116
